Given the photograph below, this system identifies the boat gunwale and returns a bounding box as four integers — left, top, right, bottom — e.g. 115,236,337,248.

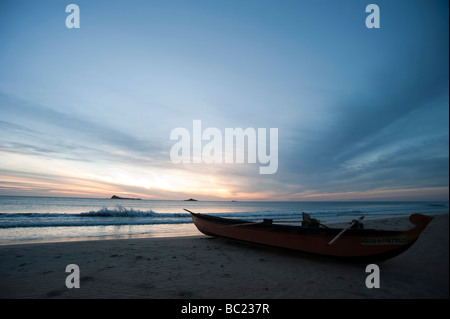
191,212,404,237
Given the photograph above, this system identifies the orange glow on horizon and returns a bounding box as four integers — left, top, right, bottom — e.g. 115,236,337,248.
0,153,448,201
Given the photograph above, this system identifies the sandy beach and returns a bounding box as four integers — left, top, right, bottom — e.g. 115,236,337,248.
0,214,448,299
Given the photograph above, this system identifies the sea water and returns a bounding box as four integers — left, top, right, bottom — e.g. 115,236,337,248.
0,196,448,244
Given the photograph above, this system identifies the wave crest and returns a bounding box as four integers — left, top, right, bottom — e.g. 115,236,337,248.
79,206,159,218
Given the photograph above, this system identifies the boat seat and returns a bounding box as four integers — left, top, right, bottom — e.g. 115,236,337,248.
302,212,320,228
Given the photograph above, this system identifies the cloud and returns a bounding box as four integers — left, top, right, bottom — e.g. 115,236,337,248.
279,40,449,197
0,92,168,165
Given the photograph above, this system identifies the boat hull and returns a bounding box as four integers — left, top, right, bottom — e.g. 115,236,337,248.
190,212,433,262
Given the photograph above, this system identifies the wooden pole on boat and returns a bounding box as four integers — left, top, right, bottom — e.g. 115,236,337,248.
271,219,330,228
184,209,330,228
184,209,262,228
327,214,367,246
216,221,261,228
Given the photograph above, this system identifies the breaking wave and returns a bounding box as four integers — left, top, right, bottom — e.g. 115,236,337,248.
0,206,191,228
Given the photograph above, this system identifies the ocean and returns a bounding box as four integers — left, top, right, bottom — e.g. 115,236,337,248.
0,196,448,244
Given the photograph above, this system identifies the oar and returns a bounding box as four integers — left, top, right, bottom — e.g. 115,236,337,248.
216,219,329,229
218,219,327,229
272,219,330,228
183,208,196,214
275,220,302,224
216,221,261,228
327,214,367,246
216,218,304,229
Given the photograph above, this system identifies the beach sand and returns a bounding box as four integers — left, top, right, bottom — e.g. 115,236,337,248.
0,214,448,299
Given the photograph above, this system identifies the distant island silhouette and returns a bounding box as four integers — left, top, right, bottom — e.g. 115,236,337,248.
111,195,141,200
184,198,198,201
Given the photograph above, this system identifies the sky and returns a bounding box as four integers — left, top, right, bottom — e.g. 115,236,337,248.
0,0,448,201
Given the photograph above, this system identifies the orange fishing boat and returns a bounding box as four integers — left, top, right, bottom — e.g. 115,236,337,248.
187,209,433,262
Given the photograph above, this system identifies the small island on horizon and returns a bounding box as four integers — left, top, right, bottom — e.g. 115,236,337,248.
184,198,198,201
111,195,141,200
